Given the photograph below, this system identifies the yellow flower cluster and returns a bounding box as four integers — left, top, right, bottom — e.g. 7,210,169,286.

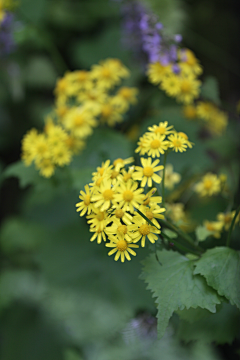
76,121,194,262
183,101,228,136
203,210,240,238
147,49,202,104
136,121,194,155
194,172,225,197
165,202,193,232
76,158,165,262
21,58,138,177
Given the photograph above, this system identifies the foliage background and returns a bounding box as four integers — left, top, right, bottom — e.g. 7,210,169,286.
0,0,240,359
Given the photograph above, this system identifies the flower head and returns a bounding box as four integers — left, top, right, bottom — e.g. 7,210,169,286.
133,157,163,187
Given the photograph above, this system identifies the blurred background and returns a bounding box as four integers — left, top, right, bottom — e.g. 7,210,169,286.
0,0,240,359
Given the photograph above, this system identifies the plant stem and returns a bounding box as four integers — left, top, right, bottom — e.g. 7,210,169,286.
161,232,201,256
159,218,204,253
226,204,240,247
162,151,168,207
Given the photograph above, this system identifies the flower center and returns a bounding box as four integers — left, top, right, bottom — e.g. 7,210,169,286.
155,126,165,135
204,180,213,190
102,105,112,118
97,212,105,221
101,68,111,78
143,166,154,177
206,224,214,231
172,139,182,148
146,211,154,220
115,209,124,218
139,224,150,236
111,170,119,179
119,88,131,99
123,190,134,202
117,239,128,252
117,225,128,234
150,139,161,149
103,189,114,200
181,81,191,93
74,114,84,126
143,198,150,206
84,195,91,206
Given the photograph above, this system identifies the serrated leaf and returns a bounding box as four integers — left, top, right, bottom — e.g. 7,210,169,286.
195,225,212,242
141,250,221,338
177,302,240,344
194,247,240,309
3,161,40,188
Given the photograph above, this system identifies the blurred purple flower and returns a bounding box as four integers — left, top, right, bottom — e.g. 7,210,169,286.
0,12,16,57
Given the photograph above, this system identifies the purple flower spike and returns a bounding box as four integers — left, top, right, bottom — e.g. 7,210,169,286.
174,34,182,43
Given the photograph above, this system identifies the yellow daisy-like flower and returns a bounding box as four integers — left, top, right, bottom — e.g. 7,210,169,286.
90,227,107,244
159,163,181,190
129,215,160,247
195,173,221,197
76,185,94,216
51,143,72,166
114,179,144,213
65,135,85,155
203,220,223,238
100,98,124,127
106,235,139,262
62,105,97,139
147,121,174,136
138,204,165,229
112,87,138,112
133,157,163,187
142,188,162,207
147,62,171,85
105,218,133,242
120,166,135,183
21,128,39,166
167,133,188,152
35,156,55,178
92,160,113,182
179,49,203,76
111,207,133,226
91,179,117,211
196,101,216,121
31,134,51,161
160,73,181,97
176,75,201,104
135,135,148,155
178,132,194,148
143,133,169,158
86,208,110,231
113,157,134,172
217,211,239,231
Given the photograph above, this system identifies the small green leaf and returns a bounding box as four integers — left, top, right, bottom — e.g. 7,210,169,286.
164,229,177,239
3,161,40,188
141,250,221,338
194,247,240,309
195,225,212,242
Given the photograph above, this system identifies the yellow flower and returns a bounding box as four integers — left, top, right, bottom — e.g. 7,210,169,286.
76,185,94,216
21,128,39,166
89,227,107,244
133,157,163,188
203,220,223,238
106,235,139,262
112,87,138,112
135,135,148,155
114,179,144,213
62,105,97,139
86,208,110,231
111,207,133,225
147,62,171,85
160,163,181,190
195,173,221,197
196,101,216,121
176,75,201,104
142,133,169,158
100,98,124,126
160,73,181,97
91,179,117,211
166,203,192,231
113,157,134,172
167,133,188,152
179,49,203,76
129,215,160,247
142,188,162,207
35,156,55,178
183,105,197,119
105,218,133,242
120,166,135,183
65,135,85,155
217,211,239,231
50,143,72,166
147,121,174,136
178,132,194,148
31,134,51,161
92,160,113,182
138,204,165,229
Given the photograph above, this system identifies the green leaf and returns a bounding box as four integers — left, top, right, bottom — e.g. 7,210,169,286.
70,167,95,191
195,225,212,242
164,229,178,239
141,250,221,338
24,56,58,88
176,306,212,323
3,161,41,188
194,247,240,309
201,76,220,105
177,302,240,344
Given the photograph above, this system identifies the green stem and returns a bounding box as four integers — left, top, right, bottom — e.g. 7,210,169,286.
226,204,240,247
161,232,201,256
162,151,168,207
160,218,204,253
